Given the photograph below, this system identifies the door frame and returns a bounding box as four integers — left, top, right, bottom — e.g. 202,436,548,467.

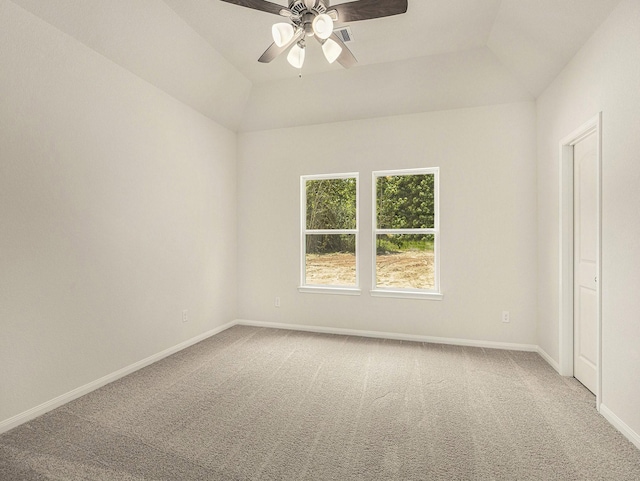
558,112,602,409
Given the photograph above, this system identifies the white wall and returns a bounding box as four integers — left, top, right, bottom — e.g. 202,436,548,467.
238,102,537,345
537,0,640,443
0,0,237,424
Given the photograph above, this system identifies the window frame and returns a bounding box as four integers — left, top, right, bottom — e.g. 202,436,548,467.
371,168,443,300
298,172,361,296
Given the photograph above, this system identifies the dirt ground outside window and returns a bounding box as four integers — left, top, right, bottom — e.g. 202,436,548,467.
305,251,435,289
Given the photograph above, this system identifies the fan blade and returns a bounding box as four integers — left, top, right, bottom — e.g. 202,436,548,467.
304,0,317,10
219,0,285,16
329,33,357,68
327,9,338,21
258,29,304,63
331,0,408,22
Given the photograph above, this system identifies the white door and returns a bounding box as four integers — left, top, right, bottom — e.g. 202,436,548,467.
573,131,598,394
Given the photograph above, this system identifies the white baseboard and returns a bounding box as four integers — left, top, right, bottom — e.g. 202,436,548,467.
234,319,539,352
600,404,640,450
0,320,236,435
536,346,561,373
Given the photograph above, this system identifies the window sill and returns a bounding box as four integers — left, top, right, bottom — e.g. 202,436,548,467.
298,286,362,296
370,289,444,300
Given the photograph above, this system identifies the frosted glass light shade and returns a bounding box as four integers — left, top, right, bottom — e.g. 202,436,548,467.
312,14,333,40
287,44,306,68
272,23,294,47
322,38,342,64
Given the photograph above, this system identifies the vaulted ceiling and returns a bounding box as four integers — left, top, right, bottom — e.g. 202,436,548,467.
9,0,622,131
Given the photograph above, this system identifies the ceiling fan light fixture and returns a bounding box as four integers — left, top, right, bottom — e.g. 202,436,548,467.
287,43,306,69
322,38,342,64
312,14,334,40
272,23,295,47
225,0,409,70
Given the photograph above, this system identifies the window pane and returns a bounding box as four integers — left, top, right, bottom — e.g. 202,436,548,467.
376,174,435,229
376,234,435,289
306,234,356,286
306,178,356,230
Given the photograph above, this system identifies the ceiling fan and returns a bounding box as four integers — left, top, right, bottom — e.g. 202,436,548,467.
220,0,408,69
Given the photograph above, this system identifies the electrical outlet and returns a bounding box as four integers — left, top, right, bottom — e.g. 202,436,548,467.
502,311,510,323
275,297,281,308
182,309,188,323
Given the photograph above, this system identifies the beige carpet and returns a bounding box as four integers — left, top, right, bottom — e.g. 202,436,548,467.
1,325,639,480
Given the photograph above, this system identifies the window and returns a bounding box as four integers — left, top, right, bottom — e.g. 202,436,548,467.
299,173,360,295
372,168,441,299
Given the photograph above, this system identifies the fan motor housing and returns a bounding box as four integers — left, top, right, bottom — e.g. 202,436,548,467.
302,13,315,36
289,0,328,16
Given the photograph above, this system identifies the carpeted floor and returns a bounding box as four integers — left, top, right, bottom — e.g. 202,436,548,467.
1,325,640,480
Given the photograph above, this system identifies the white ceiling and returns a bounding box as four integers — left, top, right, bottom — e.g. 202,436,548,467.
8,0,622,131
164,0,505,84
